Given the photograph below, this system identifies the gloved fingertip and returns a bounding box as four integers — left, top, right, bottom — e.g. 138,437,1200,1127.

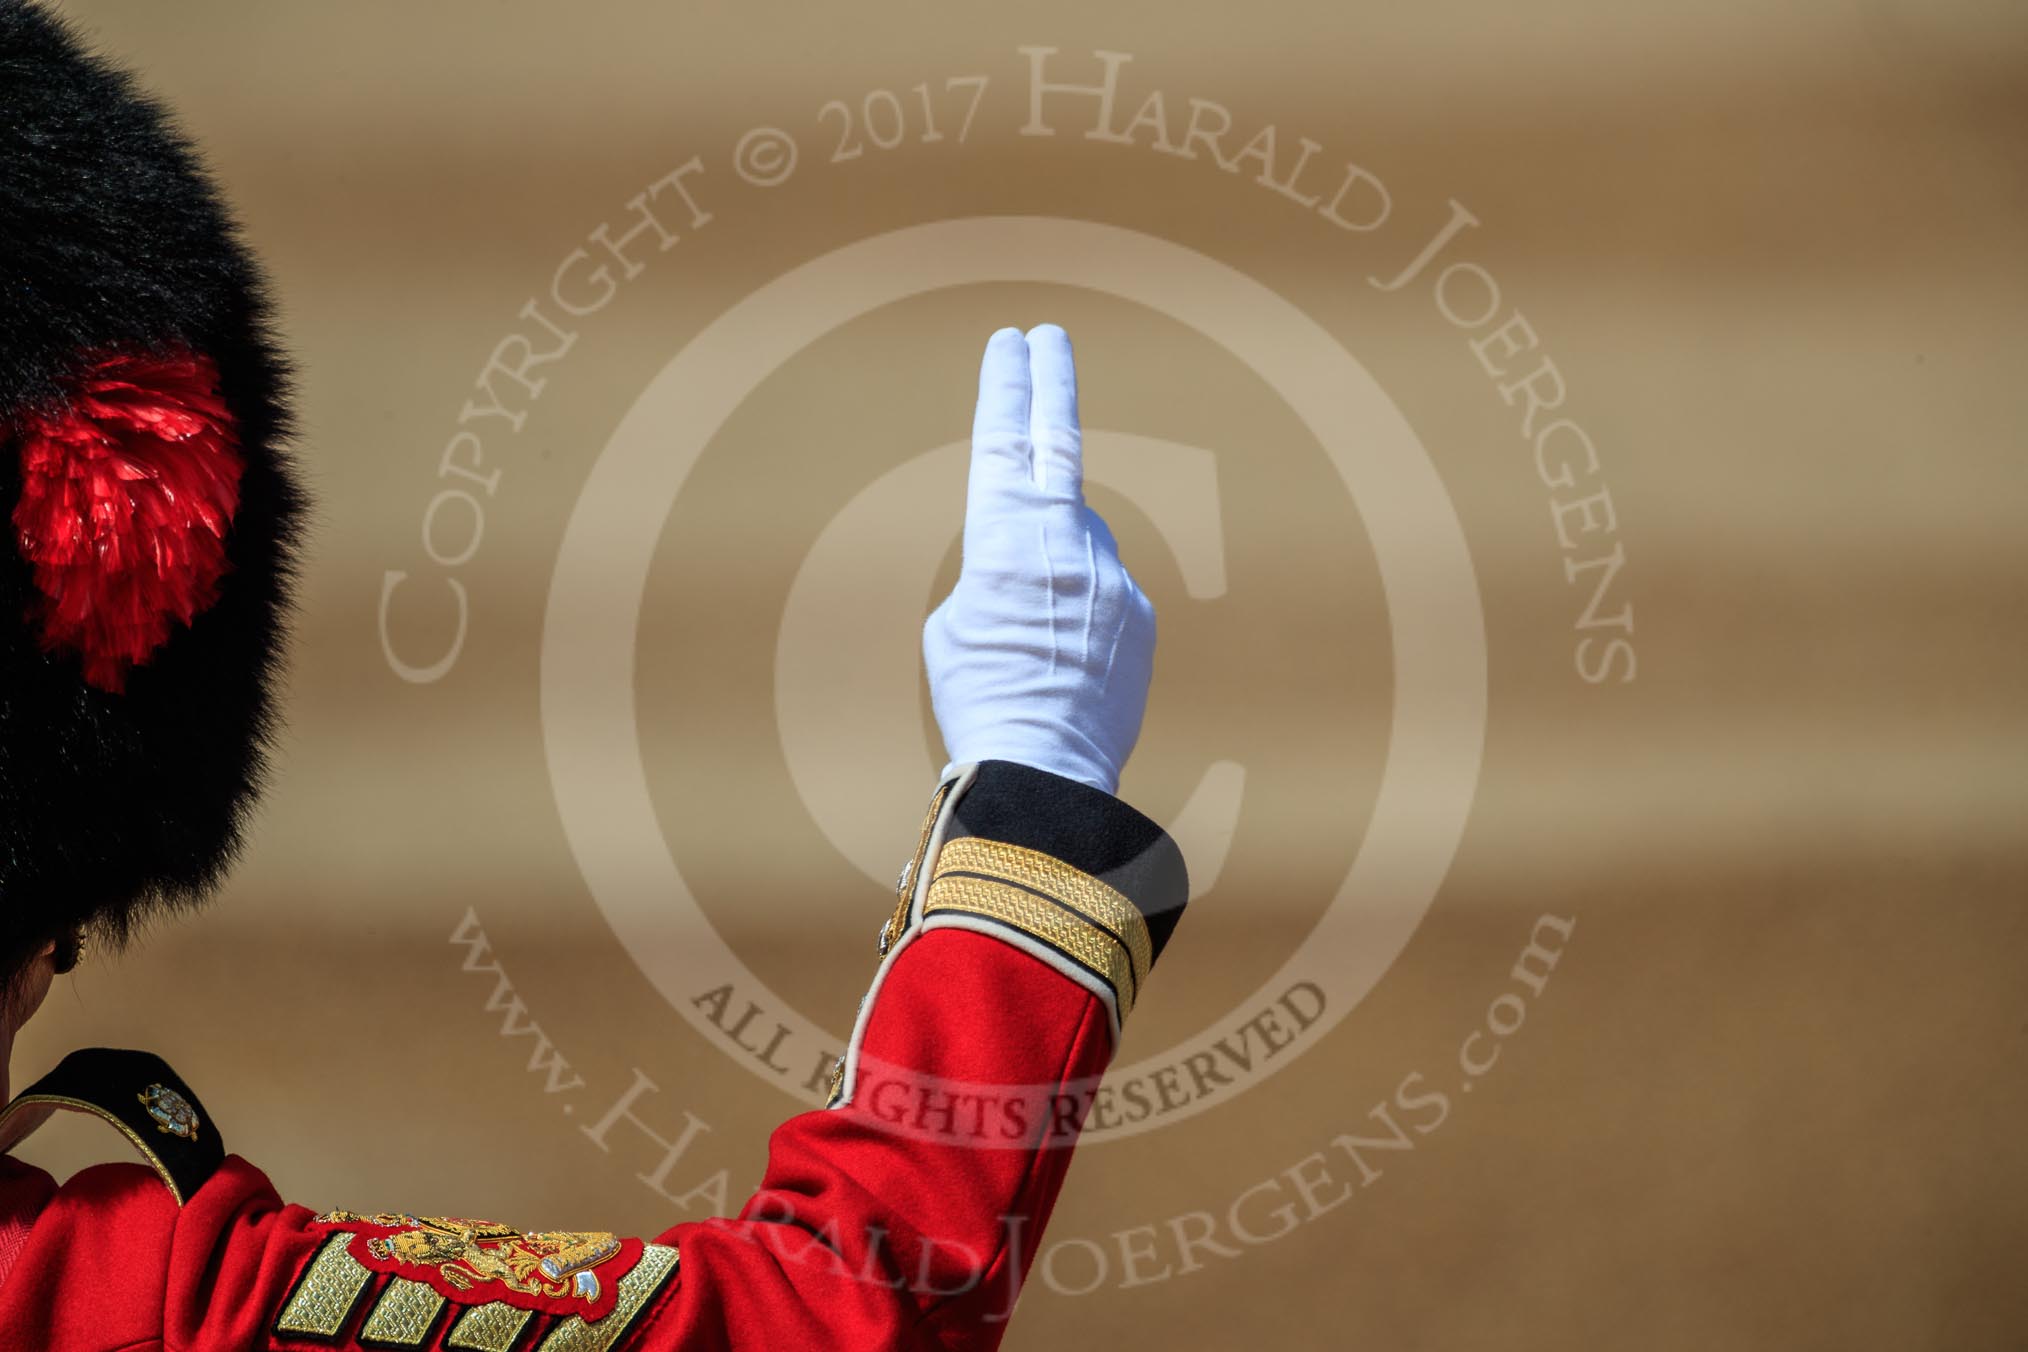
1025,325,1081,497
972,325,1034,474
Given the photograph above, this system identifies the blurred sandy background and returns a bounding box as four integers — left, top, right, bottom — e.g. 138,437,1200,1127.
15,2,2028,1348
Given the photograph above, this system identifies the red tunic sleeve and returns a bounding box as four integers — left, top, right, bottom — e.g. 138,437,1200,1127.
0,760,1188,1351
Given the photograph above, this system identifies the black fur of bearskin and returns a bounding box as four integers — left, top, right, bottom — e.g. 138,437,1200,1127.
0,0,303,985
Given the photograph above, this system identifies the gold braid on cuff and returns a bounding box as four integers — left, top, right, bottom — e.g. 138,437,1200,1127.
922,836,1153,1023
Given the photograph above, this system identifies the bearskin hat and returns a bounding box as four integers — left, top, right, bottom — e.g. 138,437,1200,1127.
0,1,303,983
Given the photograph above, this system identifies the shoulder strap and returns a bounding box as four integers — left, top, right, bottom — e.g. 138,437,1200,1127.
0,1048,224,1204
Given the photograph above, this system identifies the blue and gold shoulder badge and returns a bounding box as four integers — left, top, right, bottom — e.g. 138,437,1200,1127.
278,1210,678,1348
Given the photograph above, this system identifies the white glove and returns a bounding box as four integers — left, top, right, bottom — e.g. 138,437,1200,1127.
923,325,1157,796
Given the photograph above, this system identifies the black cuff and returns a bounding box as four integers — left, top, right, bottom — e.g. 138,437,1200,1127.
944,760,1189,965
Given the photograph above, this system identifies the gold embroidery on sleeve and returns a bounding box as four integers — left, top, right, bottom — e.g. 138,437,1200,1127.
534,1242,679,1352
444,1301,537,1352
933,836,1153,986
317,1211,623,1305
358,1276,448,1346
923,873,1141,1020
275,1232,374,1338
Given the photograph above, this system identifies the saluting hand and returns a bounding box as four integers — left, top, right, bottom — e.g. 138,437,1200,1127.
923,325,1157,797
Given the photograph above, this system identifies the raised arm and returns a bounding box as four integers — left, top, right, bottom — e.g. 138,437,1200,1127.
646,325,1184,1348
0,326,1185,1352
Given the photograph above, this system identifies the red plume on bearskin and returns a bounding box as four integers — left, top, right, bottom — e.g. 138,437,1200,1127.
12,350,244,691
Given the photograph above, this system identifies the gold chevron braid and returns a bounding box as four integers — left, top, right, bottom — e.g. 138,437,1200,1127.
359,1277,448,1346
444,1301,535,1352
932,837,1153,986
923,874,1139,1021
275,1233,374,1338
536,1243,680,1352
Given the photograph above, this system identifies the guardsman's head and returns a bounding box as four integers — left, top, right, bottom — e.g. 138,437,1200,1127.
0,1,305,1008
